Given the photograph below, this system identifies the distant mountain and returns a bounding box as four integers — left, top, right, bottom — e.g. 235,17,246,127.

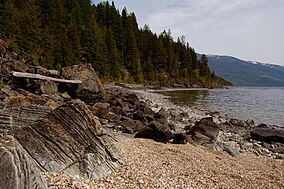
205,55,284,86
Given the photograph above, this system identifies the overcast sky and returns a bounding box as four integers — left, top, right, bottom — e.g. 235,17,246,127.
93,0,284,66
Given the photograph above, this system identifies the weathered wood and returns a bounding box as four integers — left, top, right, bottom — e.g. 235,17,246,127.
12,71,82,84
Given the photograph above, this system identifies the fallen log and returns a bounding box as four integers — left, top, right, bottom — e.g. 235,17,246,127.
12,71,82,84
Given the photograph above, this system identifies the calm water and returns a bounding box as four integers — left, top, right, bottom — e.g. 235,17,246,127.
158,87,284,127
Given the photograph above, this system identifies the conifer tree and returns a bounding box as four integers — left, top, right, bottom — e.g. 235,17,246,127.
0,0,19,39
0,0,229,86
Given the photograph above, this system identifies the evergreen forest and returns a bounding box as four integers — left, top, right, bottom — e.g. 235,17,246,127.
0,0,231,86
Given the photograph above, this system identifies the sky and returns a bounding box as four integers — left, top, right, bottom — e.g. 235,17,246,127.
93,0,284,66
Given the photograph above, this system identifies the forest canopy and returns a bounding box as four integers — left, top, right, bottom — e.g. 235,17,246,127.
0,0,231,87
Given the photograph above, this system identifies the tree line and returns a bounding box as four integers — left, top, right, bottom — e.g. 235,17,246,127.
0,0,231,86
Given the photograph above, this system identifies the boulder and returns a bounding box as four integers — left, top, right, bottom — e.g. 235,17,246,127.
154,108,169,120
0,105,51,134
61,64,105,102
250,126,284,144
101,112,121,125
108,92,140,112
136,104,155,117
223,145,240,157
34,66,49,75
173,133,188,144
1,59,28,83
228,118,255,129
0,135,48,189
123,93,140,108
8,100,121,180
135,121,173,143
269,145,284,154
93,102,110,110
120,117,145,134
40,80,58,94
168,122,177,131
132,110,144,121
229,118,246,127
0,42,29,89
92,102,110,117
131,110,150,124
154,108,169,127
1,92,48,108
188,117,220,142
111,106,128,117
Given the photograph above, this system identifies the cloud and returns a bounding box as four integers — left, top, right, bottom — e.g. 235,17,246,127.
96,0,284,65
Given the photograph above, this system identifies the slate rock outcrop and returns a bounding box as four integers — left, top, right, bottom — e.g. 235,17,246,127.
0,100,122,189
0,135,49,189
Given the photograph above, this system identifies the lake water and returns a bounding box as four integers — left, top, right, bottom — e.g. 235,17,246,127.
158,87,284,127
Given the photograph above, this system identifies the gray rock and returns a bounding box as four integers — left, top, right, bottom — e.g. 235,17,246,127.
173,133,188,144
275,154,284,159
10,100,121,179
1,58,28,82
223,145,240,157
120,116,145,133
135,121,174,143
92,102,110,117
189,117,220,142
40,80,58,94
0,105,51,131
0,135,48,189
250,127,284,144
61,64,106,102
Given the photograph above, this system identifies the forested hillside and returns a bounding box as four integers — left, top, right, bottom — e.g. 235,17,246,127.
0,0,230,86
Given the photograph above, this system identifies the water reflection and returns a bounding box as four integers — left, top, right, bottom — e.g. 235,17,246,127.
156,87,284,126
157,90,209,107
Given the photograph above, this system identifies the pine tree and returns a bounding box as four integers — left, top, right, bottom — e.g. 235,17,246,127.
0,0,228,86
81,8,108,78
0,0,19,39
105,27,121,80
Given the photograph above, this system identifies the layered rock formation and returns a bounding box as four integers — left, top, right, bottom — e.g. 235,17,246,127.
0,40,121,188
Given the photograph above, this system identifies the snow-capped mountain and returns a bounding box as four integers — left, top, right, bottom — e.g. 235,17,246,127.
204,54,284,86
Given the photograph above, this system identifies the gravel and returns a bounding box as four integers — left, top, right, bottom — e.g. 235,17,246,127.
44,138,284,188
43,88,284,188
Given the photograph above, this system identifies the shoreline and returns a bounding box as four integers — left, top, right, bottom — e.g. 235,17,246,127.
144,85,284,127
129,85,284,155
43,84,284,188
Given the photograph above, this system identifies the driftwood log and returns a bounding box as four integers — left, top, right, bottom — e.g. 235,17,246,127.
12,71,82,84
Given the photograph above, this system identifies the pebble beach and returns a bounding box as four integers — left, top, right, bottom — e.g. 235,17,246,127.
43,88,284,188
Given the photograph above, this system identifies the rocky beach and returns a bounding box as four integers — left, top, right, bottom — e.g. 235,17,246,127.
0,39,284,188
43,86,284,188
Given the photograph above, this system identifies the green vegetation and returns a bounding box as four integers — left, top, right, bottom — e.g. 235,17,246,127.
0,0,231,87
